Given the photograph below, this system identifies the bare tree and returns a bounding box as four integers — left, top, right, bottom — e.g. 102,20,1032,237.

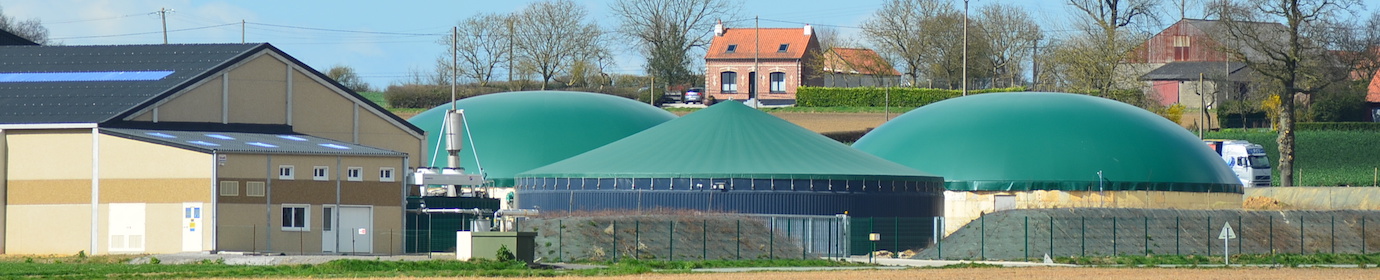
976,3,1042,88
611,0,738,90
0,5,49,44
439,13,512,87
863,0,956,87
1214,0,1361,186
512,0,605,89
1062,0,1160,97
324,65,372,92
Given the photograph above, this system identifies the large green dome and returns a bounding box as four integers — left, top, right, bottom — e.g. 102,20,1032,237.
852,92,1243,193
409,91,676,186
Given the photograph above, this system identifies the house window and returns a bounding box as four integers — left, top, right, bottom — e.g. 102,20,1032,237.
313,166,329,181
726,44,737,53
219,181,239,196
246,181,266,197
379,168,396,182
1172,35,1190,47
278,165,295,180
769,72,786,93
721,72,738,93
347,167,363,182
281,204,309,231
777,44,789,53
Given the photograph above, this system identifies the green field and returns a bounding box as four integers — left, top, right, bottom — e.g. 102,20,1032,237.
1206,129,1380,187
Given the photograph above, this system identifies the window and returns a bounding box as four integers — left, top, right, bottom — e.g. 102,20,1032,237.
769,72,786,93
777,44,789,53
246,181,266,197
322,207,333,232
720,72,738,93
1172,35,1190,47
281,205,309,231
219,181,239,196
347,167,363,181
379,168,396,182
313,166,329,181
278,165,295,180
726,44,737,53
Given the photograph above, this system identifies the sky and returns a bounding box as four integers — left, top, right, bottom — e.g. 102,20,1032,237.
3,0,1380,88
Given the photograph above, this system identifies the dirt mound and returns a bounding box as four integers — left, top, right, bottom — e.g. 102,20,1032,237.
1243,196,1289,210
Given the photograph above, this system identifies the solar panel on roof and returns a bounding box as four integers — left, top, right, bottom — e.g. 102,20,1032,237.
0,71,174,82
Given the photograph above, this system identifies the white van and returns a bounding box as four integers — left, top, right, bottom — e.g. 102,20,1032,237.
1204,140,1272,187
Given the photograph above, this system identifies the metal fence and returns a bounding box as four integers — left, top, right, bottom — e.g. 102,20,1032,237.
516,214,858,262
929,211,1380,260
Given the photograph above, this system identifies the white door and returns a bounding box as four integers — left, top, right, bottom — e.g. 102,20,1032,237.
322,205,372,254
109,203,146,253
182,203,203,252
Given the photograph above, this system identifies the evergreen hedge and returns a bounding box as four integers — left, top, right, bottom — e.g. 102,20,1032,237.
796,86,1027,107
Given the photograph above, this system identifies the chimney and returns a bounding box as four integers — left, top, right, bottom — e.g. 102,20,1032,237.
715,19,724,36
803,24,812,36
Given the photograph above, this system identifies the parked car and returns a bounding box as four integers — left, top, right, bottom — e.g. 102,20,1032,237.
684,87,704,104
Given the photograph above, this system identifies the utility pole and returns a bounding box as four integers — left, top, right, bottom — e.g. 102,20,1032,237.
961,0,968,96
752,16,760,108
452,26,459,109
507,18,515,91
241,20,245,43
155,8,173,44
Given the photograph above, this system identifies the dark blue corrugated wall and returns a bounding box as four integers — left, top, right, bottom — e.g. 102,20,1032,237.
515,177,943,218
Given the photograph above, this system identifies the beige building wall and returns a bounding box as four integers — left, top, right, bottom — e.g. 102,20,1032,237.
942,190,1244,236
226,55,289,124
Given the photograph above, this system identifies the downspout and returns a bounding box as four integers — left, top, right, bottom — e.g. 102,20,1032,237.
90,128,100,255
0,129,6,254
265,155,273,252
210,149,219,253
334,156,342,253
400,155,409,255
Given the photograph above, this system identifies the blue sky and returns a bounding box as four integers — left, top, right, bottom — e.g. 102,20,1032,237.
3,0,1379,88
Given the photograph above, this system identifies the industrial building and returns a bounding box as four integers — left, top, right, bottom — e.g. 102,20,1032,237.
407,91,677,207
0,43,424,255
514,101,945,218
853,92,1244,235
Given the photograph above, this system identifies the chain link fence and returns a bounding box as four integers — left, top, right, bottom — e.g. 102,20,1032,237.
517,214,861,262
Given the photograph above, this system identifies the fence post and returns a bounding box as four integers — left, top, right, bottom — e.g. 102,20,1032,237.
937,217,944,260
1081,216,1086,257
893,217,899,256
1331,215,1336,254
1049,216,1054,258
980,214,986,260
1268,216,1274,255
770,217,776,259
1300,215,1304,254
1364,217,1368,254
1206,216,1211,256
1113,217,1118,256
612,221,618,261
669,221,675,261
703,219,708,260
1144,217,1149,256
1237,215,1243,255
1024,216,1029,260
736,219,741,260
559,220,564,262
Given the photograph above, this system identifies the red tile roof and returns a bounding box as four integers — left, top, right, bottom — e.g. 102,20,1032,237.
705,27,816,60
1368,71,1380,103
825,48,900,76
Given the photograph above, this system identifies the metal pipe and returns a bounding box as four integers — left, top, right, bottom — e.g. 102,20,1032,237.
420,208,492,215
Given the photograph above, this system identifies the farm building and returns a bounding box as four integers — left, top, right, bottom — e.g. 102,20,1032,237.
852,92,1244,235
0,43,424,255
407,91,677,207
514,101,945,218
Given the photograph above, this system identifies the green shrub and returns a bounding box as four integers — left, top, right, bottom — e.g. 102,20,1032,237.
496,245,515,262
384,84,449,108
1296,122,1380,131
796,86,1025,107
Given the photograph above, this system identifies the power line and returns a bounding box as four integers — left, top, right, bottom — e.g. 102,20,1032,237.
52,23,239,40
246,22,444,36
45,13,149,24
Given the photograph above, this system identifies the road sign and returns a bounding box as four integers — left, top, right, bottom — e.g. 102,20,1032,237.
1218,222,1237,239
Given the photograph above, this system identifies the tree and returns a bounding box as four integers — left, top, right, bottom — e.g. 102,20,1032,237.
610,0,738,90
976,3,1041,88
863,0,961,88
439,13,512,87
0,5,49,44
324,65,372,92
1214,0,1362,186
511,0,605,89
1062,0,1160,97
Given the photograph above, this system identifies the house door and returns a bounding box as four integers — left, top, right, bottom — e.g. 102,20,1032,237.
182,202,203,252
322,205,372,254
748,72,757,99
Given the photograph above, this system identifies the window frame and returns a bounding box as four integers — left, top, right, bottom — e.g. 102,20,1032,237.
313,166,329,181
346,167,363,182
246,181,266,197
278,165,295,180
726,44,737,53
720,71,738,93
777,44,789,53
769,72,786,93
281,204,310,231
379,167,396,182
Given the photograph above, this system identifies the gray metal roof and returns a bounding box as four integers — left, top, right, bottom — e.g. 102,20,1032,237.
0,29,37,46
102,128,406,157
0,44,263,124
1140,61,1250,81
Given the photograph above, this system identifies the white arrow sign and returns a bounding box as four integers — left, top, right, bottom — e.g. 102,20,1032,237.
1218,222,1237,239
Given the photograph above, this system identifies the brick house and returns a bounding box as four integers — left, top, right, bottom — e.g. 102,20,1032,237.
1128,19,1272,109
704,22,821,103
